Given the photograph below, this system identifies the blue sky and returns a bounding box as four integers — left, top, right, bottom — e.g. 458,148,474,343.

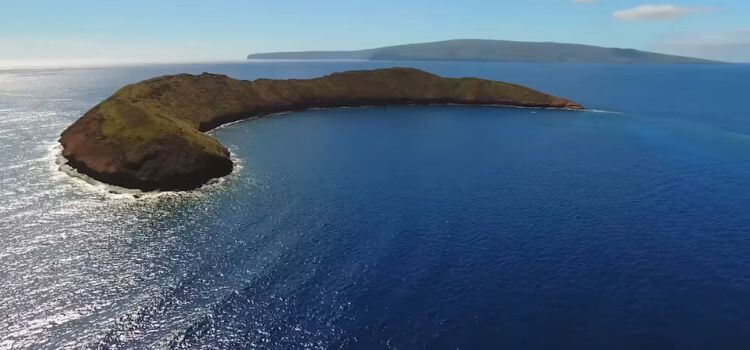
1,0,748,66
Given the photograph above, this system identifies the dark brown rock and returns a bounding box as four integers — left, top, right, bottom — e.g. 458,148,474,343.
59,68,583,191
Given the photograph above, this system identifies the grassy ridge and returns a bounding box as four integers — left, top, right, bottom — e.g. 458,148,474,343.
59,68,582,191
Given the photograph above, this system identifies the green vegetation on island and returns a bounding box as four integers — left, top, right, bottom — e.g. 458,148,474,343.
60,68,583,191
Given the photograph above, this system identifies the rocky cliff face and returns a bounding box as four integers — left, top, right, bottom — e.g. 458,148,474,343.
59,68,583,191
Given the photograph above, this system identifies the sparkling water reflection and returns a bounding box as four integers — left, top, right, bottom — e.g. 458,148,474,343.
2,62,750,349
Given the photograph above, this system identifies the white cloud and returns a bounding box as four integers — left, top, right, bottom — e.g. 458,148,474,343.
614,4,708,21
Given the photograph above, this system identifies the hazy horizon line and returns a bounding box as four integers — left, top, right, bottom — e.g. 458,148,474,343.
1,56,746,70
0,58,248,70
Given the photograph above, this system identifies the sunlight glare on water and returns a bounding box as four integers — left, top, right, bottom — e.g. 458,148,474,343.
2,62,750,349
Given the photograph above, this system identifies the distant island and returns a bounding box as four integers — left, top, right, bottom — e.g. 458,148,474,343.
59,68,583,191
247,39,718,64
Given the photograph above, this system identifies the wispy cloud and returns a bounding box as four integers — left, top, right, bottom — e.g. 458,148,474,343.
614,4,710,21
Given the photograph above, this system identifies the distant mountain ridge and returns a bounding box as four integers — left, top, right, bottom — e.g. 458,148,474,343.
247,39,719,64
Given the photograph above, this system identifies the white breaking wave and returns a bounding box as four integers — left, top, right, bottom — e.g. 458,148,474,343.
585,109,623,114
47,142,242,201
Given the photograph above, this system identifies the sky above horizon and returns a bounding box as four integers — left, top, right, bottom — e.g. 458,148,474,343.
1,0,749,67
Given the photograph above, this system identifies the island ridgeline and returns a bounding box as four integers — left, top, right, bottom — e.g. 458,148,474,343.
247,39,719,64
59,68,583,191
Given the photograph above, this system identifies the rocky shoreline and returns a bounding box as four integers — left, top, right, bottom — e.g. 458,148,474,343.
59,68,583,191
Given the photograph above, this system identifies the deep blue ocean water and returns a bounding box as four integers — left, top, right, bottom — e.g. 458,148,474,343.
1,61,750,349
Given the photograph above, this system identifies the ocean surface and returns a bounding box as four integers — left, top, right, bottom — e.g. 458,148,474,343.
1,61,750,349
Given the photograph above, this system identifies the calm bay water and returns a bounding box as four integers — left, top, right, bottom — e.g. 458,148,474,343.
1,61,750,349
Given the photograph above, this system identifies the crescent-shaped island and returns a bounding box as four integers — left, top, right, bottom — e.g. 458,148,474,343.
59,68,583,191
